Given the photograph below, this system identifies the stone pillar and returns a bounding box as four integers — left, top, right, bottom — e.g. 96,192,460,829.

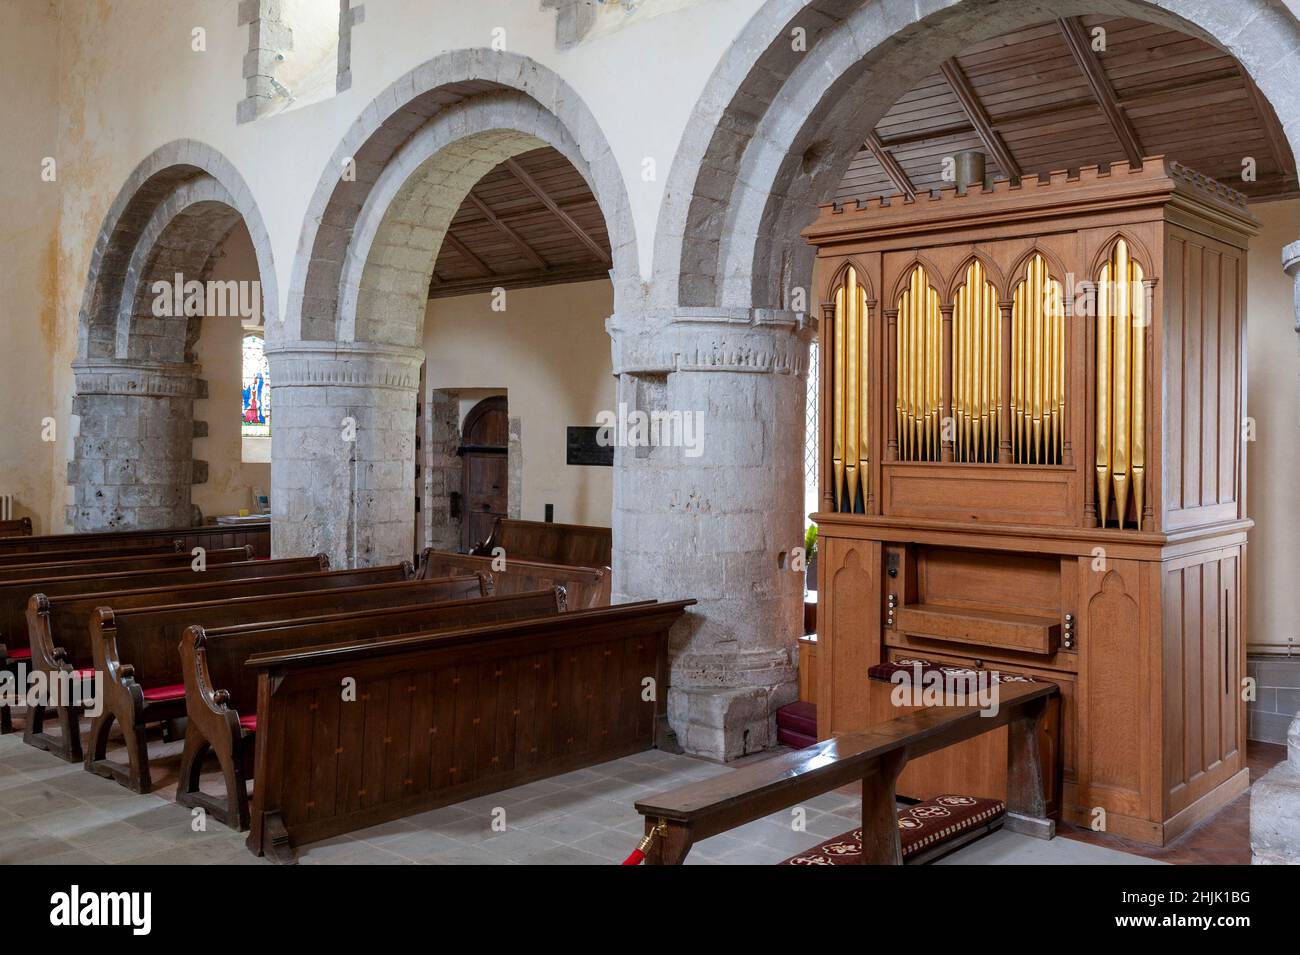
265,340,423,568
67,359,199,531
610,312,809,761
1251,714,1300,864
1284,241,1300,420
422,388,463,553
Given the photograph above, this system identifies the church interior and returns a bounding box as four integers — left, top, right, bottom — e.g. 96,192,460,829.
1,0,1299,879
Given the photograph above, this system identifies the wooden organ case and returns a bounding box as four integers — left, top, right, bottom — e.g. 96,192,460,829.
806,157,1257,846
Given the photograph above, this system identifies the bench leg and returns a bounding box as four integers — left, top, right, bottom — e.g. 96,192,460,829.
1004,696,1055,840
86,707,154,794
641,818,694,865
859,748,908,865
0,701,11,735
176,725,251,831
24,703,82,762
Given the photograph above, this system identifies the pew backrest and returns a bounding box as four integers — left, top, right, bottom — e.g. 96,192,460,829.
1,555,329,657
0,546,254,583
95,574,487,698
27,562,430,674
0,518,33,538
470,519,612,568
418,549,610,608
0,541,177,567
184,587,562,716
244,597,692,857
0,521,271,558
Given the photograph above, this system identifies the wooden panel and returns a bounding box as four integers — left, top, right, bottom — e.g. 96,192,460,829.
816,536,881,737
894,603,1060,655
884,466,1073,525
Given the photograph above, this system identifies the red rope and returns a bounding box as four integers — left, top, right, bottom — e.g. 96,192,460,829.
621,848,646,866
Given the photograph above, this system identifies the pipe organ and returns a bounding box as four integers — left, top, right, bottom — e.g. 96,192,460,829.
806,158,1257,846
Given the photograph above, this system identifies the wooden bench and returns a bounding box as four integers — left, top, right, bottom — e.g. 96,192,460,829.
18,559,399,760
243,597,692,861
418,548,611,608
0,546,255,583
470,518,612,569
176,588,564,830
0,521,271,559
86,574,489,795
0,555,329,735
0,518,33,538
632,678,1058,865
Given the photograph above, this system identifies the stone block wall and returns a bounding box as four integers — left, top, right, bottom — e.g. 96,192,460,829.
1249,656,1300,744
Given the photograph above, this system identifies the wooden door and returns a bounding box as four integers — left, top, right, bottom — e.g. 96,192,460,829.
460,397,509,552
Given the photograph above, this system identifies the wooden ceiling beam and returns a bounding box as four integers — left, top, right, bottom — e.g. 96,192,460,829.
1057,16,1145,167
429,262,612,299
1236,64,1298,188
465,192,551,271
442,231,494,277
864,131,917,199
504,158,612,266
939,58,1022,179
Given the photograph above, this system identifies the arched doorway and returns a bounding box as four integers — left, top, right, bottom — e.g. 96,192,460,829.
458,396,509,553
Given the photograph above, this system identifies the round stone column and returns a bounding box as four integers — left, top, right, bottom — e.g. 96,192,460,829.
610,311,810,760
265,340,424,568
68,358,199,531
1284,240,1300,419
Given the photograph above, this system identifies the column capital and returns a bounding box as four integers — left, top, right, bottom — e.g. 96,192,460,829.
71,358,200,398
607,308,812,377
264,339,425,391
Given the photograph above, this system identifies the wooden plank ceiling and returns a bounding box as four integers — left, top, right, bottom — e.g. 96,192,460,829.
428,146,612,299
430,15,1296,298
837,15,1298,206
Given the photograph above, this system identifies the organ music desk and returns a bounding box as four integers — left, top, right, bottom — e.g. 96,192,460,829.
805,157,1257,846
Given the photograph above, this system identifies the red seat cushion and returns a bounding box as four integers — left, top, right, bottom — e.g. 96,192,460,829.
72,667,95,679
781,795,1006,865
238,714,257,732
7,648,31,661
141,683,185,703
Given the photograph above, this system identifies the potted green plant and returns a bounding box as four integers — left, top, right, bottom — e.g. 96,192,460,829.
804,523,818,593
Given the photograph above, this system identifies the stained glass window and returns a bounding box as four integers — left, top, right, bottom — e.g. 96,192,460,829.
241,334,270,436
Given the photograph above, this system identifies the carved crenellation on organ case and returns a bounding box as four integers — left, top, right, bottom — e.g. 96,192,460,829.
806,156,1257,846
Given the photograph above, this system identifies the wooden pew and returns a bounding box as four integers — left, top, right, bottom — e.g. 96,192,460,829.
0,520,271,559
0,518,33,538
418,548,611,608
243,598,693,861
1,555,330,671
14,557,372,758
176,588,563,828
0,541,178,568
470,518,612,568
632,679,1058,865
0,546,254,584
84,574,487,794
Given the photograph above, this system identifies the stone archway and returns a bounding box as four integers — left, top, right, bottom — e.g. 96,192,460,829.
274,51,638,569
70,140,278,531
638,0,1300,760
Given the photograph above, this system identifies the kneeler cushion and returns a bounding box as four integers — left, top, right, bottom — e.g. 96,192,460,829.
780,795,1005,865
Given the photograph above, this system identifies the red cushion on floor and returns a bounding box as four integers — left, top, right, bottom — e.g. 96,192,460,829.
777,727,817,749
141,683,185,702
238,714,257,732
780,794,1006,864
776,700,816,737
7,648,31,661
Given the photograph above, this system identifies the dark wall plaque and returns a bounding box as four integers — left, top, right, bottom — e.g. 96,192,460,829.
566,426,614,466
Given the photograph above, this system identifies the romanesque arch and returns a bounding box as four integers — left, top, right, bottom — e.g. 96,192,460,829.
639,0,1300,760
70,140,277,531
272,50,638,569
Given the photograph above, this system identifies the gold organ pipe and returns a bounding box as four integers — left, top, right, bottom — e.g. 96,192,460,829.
1131,264,1146,528
950,262,1000,463
845,268,860,512
830,271,872,513
1009,255,1065,466
895,266,942,461
1096,258,1114,526
833,285,845,510
1112,240,1132,527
